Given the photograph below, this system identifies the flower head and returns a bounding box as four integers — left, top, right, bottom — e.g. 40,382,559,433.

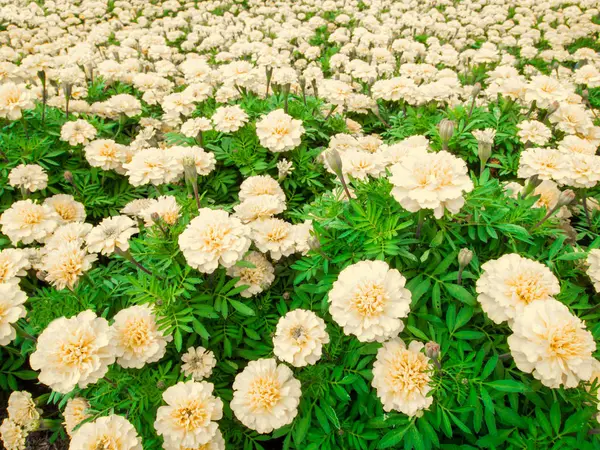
181,346,217,381
273,309,329,367
70,415,142,450
8,164,48,192
256,109,305,152
0,200,58,245
86,215,139,255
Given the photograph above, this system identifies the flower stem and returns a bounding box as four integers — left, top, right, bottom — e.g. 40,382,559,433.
115,247,163,279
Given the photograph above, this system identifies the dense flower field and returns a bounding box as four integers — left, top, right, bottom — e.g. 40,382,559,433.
1,0,600,448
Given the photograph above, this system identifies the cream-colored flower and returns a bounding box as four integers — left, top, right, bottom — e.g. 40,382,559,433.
0,82,34,120
472,128,496,144
181,346,217,381
43,194,86,225
226,251,275,298
517,120,552,146
250,218,296,261
211,105,248,133
171,146,216,176
63,397,90,437
0,419,26,450
44,223,93,252
139,196,181,226
8,164,48,192
70,415,142,450
163,429,226,450
256,109,304,152
372,338,433,415
476,254,560,325
508,299,596,388
0,248,30,286
0,283,27,346
0,200,58,245
29,310,116,394
230,358,301,434
273,309,329,367
154,380,223,448
233,195,286,223
389,150,473,219
86,215,139,255
328,260,412,342
238,175,285,203
7,391,40,431
60,119,97,146
121,199,155,218
179,208,251,274
181,117,212,137
587,249,600,293
517,148,567,181
85,139,129,172
111,305,171,369
123,148,182,186
41,241,97,290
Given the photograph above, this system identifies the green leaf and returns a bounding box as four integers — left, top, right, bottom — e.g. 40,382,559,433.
486,379,530,393
377,424,411,449
293,410,311,445
550,403,561,434
445,284,476,305
480,355,498,379
229,300,255,316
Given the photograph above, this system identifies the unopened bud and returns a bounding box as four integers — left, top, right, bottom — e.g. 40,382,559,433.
471,82,482,98
64,171,74,183
283,292,290,300
521,175,542,198
547,101,560,116
37,70,46,84
425,341,440,360
458,248,473,269
36,271,47,282
324,149,343,177
156,380,165,389
182,157,198,184
477,141,492,166
557,189,576,208
438,119,455,147
150,212,161,223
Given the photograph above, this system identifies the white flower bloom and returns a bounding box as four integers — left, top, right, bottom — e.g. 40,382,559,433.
587,249,600,293
212,105,248,133
8,164,48,192
123,148,182,186
256,109,305,152
70,415,142,450
29,310,116,394
517,148,567,181
86,215,139,255
226,251,275,297
250,218,296,261
41,241,97,290
372,338,433,415
178,208,251,274
0,284,27,346
139,196,181,226
389,150,473,219
508,299,596,388
476,254,560,325
43,194,86,225
230,358,301,434
238,175,285,203
233,195,286,223
84,139,129,172
7,391,40,432
0,419,26,450
111,305,171,369
171,146,216,176
181,346,217,381
0,200,58,245
517,120,552,146
0,82,34,120
328,260,412,342
0,248,30,285
273,309,329,367
44,223,93,252
60,119,97,146
63,397,90,437
154,380,223,448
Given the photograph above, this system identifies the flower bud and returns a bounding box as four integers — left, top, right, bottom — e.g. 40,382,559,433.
324,149,343,177
477,141,492,166
521,175,542,198
425,341,440,360
182,156,198,184
458,248,473,269
150,212,161,224
438,119,455,147
547,101,560,116
557,189,576,208
64,171,74,183
471,82,482,98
